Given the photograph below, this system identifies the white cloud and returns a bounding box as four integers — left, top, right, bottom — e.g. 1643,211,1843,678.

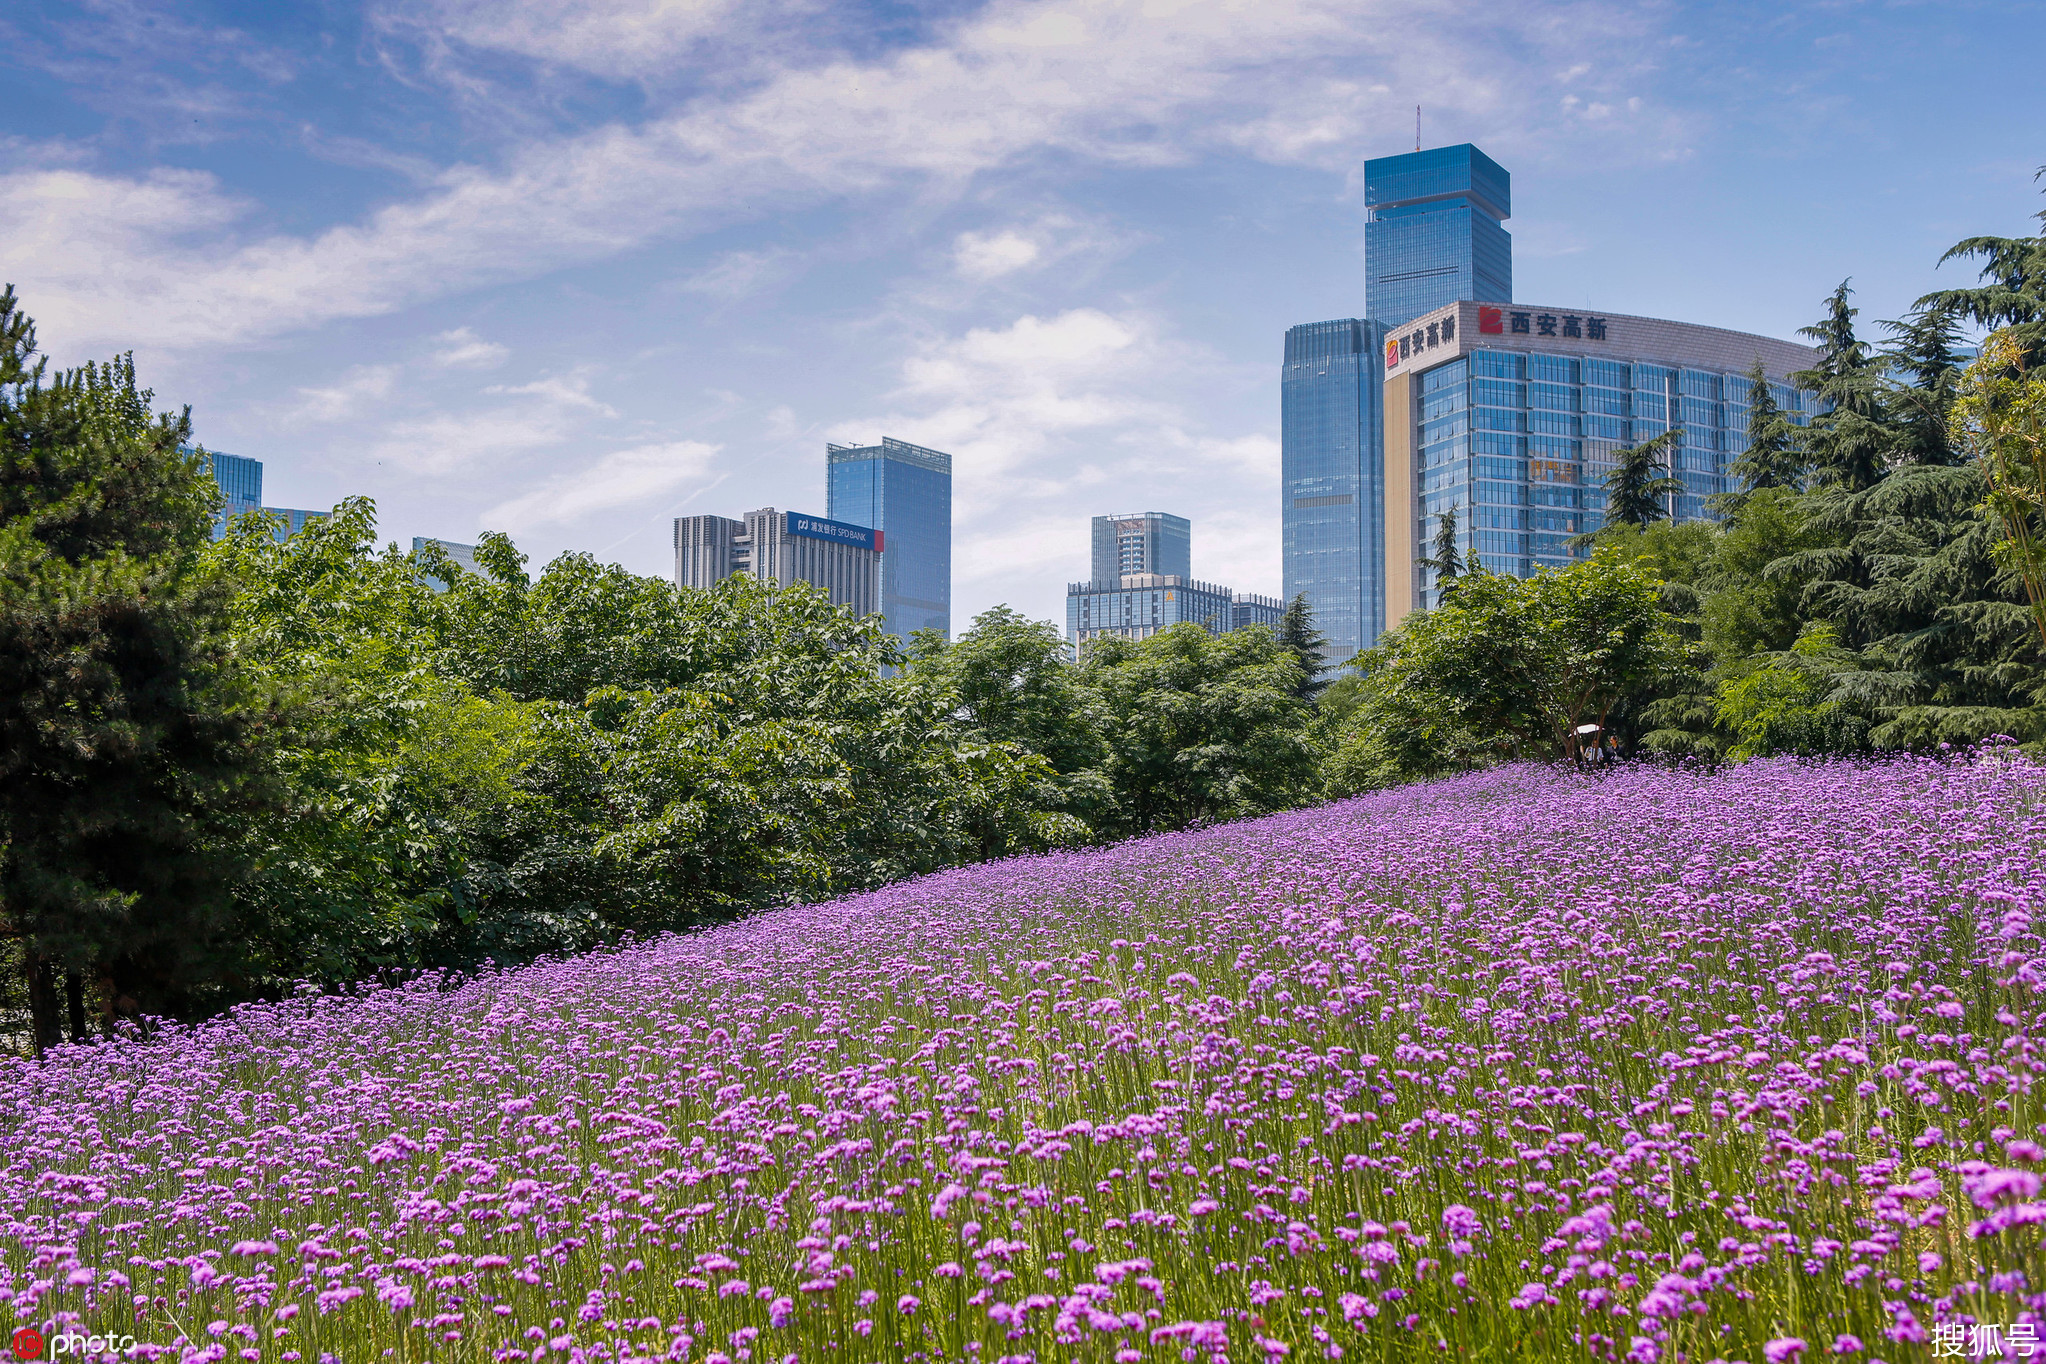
676,247,798,299
485,372,619,417
836,305,1284,602
286,364,397,423
393,0,770,81
432,326,509,368
0,0,1676,355
953,229,1043,280
483,439,721,532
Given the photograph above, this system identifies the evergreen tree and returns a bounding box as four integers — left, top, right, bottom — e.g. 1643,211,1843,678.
0,287,270,1052
1729,360,1803,492
1920,166,2046,366
1275,593,1331,698
1879,304,1969,468
1595,429,1685,530
1415,507,1464,599
1794,281,1891,491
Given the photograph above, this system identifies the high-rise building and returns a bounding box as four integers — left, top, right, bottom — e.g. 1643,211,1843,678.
1230,594,1286,633
412,537,480,592
201,450,323,540
1379,300,1817,627
1281,319,1386,668
1281,143,1513,664
673,507,880,617
1090,512,1191,582
207,453,262,535
826,438,952,641
1363,143,1512,329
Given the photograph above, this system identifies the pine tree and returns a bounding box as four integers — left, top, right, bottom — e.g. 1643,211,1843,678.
1276,593,1331,698
1880,304,1969,468
1920,166,2046,367
1415,507,1464,600
1794,281,1891,491
1730,360,1803,491
1597,429,1685,529
0,286,269,1053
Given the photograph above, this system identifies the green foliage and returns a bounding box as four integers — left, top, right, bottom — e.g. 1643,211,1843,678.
1593,428,1686,529
0,287,272,1049
1275,592,1332,696
1077,622,1317,834
1326,549,1685,792
1712,626,1872,759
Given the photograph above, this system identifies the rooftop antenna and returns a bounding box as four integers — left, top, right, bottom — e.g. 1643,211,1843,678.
1415,105,1421,152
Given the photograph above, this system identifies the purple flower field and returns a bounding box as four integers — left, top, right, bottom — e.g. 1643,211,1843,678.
5,758,2045,1363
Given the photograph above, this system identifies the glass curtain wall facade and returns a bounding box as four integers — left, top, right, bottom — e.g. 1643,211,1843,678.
826,438,952,641
1363,144,1512,328
1282,319,1385,663
1412,350,1812,606
1090,513,1191,582
1066,575,1238,646
205,452,262,538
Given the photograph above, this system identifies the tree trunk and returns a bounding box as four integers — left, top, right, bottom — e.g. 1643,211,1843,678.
26,950,63,1057
65,969,88,1044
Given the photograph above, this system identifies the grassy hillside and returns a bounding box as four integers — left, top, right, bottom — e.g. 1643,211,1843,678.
4,757,2044,1362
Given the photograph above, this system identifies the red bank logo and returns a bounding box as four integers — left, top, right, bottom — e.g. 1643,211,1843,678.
1384,339,1400,370
11,1329,42,1361
1478,306,1504,335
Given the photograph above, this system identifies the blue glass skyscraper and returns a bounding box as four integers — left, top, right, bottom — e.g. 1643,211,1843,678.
1363,143,1512,328
826,437,952,641
205,452,263,537
1281,143,1512,660
1281,319,1385,665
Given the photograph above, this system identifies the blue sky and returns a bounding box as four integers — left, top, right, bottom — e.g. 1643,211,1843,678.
3,0,2042,629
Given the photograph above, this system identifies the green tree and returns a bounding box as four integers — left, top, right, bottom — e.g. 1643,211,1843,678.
1275,593,1332,697
1077,623,1316,835
1585,429,1684,536
1415,506,1464,599
1726,360,1804,496
1880,305,1969,468
1956,331,2046,658
1794,281,1891,491
0,288,271,1052
1713,625,1872,760
1326,549,1685,790
1920,165,2046,367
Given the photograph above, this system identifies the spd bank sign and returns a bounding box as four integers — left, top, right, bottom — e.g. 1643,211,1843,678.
786,512,882,553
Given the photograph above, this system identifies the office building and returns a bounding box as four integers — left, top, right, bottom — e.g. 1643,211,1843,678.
1066,575,1239,646
1363,143,1512,329
1091,512,1190,583
412,538,480,593
201,450,323,541
1231,594,1286,632
207,453,262,534
1379,300,1817,628
1280,143,1513,663
1281,319,1386,668
674,507,880,617
1066,511,1281,648
826,438,952,641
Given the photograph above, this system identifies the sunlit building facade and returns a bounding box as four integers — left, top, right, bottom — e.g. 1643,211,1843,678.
1363,143,1512,329
826,438,952,642
1379,301,1818,627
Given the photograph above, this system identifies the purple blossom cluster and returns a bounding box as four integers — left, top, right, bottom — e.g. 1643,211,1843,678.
4,757,2045,1363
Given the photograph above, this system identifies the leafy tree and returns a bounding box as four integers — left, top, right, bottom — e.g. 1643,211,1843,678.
1713,625,1872,760
1275,593,1332,697
1077,623,1316,835
1955,331,2046,657
1880,305,1969,468
0,288,271,1051
1326,549,1684,790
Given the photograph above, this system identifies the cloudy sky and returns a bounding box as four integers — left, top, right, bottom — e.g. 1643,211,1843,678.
3,0,2042,627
